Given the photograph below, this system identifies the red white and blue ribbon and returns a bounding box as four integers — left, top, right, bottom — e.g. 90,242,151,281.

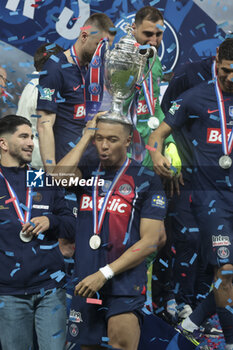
92,158,130,236
85,38,107,103
70,44,86,102
0,166,32,225
214,77,233,156
142,67,155,116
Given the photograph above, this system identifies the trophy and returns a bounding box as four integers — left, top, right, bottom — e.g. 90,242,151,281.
100,24,157,125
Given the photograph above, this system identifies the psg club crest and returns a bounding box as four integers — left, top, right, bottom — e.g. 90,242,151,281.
91,56,102,68
88,83,101,96
217,247,230,259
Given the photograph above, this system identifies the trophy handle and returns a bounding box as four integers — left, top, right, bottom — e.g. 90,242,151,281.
138,46,157,85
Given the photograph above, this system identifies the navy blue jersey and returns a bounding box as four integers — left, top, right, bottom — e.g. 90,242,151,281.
73,159,166,296
162,57,214,179
37,52,87,162
0,165,76,295
164,81,233,208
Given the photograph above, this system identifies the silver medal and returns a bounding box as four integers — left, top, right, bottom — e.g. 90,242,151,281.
19,230,33,242
147,117,160,130
219,155,232,169
89,235,101,250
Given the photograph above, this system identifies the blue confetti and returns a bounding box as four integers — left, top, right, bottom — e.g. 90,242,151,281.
38,37,46,41
123,232,130,245
167,43,176,53
50,55,60,63
40,288,45,296
68,142,76,148
189,253,197,265
139,44,151,50
136,181,150,193
159,259,168,268
9,11,19,16
192,139,198,146
221,270,233,275
8,36,18,42
189,115,200,119
61,63,73,69
156,23,166,31
46,159,53,164
37,233,45,240
218,225,224,230
225,305,233,314
214,278,222,289
0,301,4,308
32,247,37,254
150,0,160,5
137,167,144,177
40,242,59,250
0,220,10,225
39,70,48,76
180,262,189,267
210,114,220,121
39,269,48,276
170,165,177,174
31,114,41,118
209,200,216,207
5,251,14,257
173,283,180,294
189,227,199,233
10,267,20,277
20,203,29,211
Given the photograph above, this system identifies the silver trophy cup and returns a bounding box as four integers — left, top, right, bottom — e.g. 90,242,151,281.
100,24,157,125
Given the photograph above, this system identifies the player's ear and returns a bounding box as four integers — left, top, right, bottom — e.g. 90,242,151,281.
80,30,88,43
0,136,8,152
126,134,132,147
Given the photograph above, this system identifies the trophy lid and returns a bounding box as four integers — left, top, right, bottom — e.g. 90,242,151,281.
97,111,133,126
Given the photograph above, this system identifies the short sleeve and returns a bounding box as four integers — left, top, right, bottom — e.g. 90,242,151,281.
140,175,167,220
36,55,64,114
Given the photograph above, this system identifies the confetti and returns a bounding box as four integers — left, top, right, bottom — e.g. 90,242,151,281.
0,302,4,308
139,44,151,50
46,159,53,164
5,251,14,257
50,55,60,63
10,267,21,277
53,330,63,338
167,43,176,53
214,278,222,289
123,232,130,245
5,197,16,204
80,25,92,31
156,23,166,31
192,139,198,146
159,258,168,268
86,298,102,305
8,36,18,42
31,114,41,118
189,253,197,265
0,219,10,225
61,63,73,69
126,75,134,87
136,181,149,193
20,203,29,211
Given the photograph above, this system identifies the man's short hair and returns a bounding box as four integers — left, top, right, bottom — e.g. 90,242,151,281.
97,118,133,135
135,6,164,26
0,115,31,136
83,13,116,36
34,43,63,71
218,38,233,62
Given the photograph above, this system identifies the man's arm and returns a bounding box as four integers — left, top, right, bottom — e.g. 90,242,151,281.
75,218,166,298
37,110,56,172
52,113,103,180
148,121,174,177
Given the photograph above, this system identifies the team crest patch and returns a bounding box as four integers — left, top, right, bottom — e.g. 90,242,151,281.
169,102,180,115
39,88,55,101
229,106,233,118
33,192,42,202
88,83,101,96
217,247,230,259
151,195,166,209
69,310,83,323
118,184,132,196
90,56,102,68
69,323,79,337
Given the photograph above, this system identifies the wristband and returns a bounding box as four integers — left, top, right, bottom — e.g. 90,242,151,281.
99,264,114,280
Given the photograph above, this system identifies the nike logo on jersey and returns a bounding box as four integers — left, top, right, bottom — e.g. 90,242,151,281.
208,109,219,114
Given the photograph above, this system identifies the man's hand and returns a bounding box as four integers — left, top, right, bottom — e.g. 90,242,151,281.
22,216,50,237
163,172,184,197
83,111,107,138
152,151,173,178
74,271,106,298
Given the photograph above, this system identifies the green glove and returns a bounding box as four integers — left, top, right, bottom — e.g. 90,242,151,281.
164,143,182,175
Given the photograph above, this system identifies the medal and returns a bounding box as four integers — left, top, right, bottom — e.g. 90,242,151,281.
89,235,101,250
219,155,232,169
147,116,159,130
19,230,33,243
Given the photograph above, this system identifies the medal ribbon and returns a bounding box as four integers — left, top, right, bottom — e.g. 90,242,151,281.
70,45,86,106
86,38,107,103
92,158,130,235
0,166,32,225
212,60,217,80
214,78,233,155
142,67,155,116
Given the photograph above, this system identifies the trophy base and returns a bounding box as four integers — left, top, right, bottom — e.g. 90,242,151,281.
98,110,132,125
